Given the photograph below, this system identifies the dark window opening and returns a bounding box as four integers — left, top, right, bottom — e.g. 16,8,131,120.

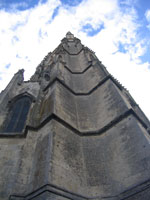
4,96,32,133
44,73,50,81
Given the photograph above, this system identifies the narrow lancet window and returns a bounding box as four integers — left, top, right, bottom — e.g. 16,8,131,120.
4,96,31,133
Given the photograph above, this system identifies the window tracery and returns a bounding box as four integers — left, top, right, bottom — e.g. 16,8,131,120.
3,96,32,133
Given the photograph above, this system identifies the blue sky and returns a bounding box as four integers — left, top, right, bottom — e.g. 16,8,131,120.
0,0,150,119
0,0,82,10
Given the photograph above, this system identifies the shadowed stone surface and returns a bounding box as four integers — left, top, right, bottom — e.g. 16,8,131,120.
0,32,150,200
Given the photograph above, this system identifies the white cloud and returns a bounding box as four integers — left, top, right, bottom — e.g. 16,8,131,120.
0,0,150,119
145,9,150,30
145,9,150,22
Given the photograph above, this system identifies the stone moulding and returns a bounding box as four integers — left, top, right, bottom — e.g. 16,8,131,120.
64,62,93,74
0,108,149,139
43,75,109,93
8,92,36,105
0,71,149,138
9,183,86,200
9,178,150,200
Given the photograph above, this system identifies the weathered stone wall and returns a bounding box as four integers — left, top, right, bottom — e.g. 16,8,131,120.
0,32,150,200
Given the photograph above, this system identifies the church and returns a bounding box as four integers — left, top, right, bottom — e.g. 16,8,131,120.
0,32,150,200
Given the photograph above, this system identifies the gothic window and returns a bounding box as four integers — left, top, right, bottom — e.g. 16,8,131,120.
4,96,32,133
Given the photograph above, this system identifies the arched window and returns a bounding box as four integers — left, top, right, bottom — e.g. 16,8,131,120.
4,96,32,133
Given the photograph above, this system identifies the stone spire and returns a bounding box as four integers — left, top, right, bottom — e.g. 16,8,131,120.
0,33,150,200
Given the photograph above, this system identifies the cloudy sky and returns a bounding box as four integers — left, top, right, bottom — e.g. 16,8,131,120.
0,0,150,119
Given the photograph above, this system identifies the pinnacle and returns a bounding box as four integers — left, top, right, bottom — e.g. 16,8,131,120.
16,69,24,74
66,31,74,39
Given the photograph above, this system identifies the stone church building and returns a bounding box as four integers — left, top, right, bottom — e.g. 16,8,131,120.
0,32,150,200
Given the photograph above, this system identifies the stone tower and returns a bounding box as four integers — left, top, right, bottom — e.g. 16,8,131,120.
0,32,150,200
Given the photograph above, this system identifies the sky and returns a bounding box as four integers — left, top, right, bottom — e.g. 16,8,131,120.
0,0,150,119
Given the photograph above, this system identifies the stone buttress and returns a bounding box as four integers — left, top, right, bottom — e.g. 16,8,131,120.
0,32,150,200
